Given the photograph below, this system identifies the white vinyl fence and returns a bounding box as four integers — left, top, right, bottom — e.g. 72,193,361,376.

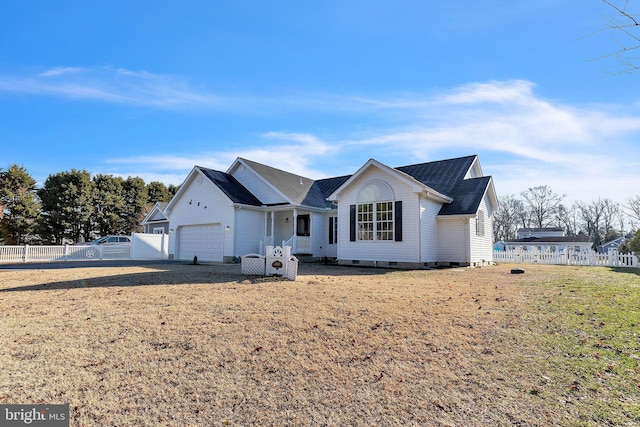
0,233,168,264
494,248,638,268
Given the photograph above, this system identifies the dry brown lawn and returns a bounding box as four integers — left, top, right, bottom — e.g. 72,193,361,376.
0,262,637,426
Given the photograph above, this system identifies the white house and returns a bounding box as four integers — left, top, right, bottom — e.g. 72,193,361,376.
504,227,592,253
164,154,498,268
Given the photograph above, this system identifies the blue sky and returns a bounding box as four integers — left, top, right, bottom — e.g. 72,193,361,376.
1,1,639,205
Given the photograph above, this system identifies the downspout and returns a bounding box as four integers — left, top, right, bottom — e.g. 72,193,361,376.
465,217,470,264
309,211,313,256
417,199,422,264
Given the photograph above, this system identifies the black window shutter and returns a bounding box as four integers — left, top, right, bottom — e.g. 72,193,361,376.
395,201,403,242
329,217,334,244
350,205,356,242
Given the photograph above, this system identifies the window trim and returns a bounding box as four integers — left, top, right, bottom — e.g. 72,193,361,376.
356,200,394,242
476,210,485,237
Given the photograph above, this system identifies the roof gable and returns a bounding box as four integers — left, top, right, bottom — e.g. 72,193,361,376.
141,202,169,225
230,158,315,205
327,158,452,203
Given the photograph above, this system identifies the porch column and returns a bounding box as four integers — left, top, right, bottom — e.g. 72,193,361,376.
292,209,298,253
270,211,275,239
263,211,268,236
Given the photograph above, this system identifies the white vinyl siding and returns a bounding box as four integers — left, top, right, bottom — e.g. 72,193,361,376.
469,195,494,263
437,217,469,263
234,208,266,256
419,197,441,262
337,167,419,263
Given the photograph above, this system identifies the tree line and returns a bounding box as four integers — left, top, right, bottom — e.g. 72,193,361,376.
493,185,640,254
0,164,178,245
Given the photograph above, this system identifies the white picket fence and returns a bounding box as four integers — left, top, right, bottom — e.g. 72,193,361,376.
493,249,638,268
0,233,168,264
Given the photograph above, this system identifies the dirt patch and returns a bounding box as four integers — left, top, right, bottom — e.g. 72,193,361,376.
0,262,632,425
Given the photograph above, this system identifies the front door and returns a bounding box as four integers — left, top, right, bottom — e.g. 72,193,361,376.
296,214,312,253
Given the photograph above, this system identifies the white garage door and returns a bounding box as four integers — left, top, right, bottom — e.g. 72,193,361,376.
178,224,223,262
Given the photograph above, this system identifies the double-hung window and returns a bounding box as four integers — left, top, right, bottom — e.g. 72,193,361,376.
357,201,394,241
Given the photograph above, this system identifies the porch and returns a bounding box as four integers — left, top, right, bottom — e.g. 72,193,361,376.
259,209,314,256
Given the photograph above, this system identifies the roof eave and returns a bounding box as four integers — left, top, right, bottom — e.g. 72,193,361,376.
422,188,453,204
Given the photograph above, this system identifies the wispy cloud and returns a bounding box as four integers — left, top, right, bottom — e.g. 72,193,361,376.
0,66,229,109
39,66,85,77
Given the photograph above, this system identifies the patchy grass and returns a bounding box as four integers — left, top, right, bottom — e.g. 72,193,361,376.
513,267,640,426
0,262,638,426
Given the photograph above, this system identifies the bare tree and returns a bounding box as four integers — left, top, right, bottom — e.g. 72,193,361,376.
627,195,640,226
601,198,623,241
555,203,581,236
576,199,605,247
521,185,566,229
600,0,640,73
576,198,624,247
493,194,526,241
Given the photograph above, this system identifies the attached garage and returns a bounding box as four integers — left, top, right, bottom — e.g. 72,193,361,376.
177,224,223,262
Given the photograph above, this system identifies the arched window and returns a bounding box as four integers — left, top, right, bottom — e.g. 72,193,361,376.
351,180,400,242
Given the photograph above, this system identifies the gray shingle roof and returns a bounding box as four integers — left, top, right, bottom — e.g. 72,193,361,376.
396,155,476,196
301,175,351,208
509,236,592,243
198,155,492,216
239,158,315,205
396,155,489,215
437,176,491,215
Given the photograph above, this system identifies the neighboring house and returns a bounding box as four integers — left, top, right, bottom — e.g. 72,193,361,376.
165,154,498,267
517,227,565,239
597,236,627,254
493,241,506,252
504,227,592,253
141,202,170,234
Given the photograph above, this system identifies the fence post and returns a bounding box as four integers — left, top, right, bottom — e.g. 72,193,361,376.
23,245,29,263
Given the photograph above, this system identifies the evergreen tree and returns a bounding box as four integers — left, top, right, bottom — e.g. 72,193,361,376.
146,181,170,203
92,174,126,237
121,176,148,234
0,164,41,244
38,169,94,244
